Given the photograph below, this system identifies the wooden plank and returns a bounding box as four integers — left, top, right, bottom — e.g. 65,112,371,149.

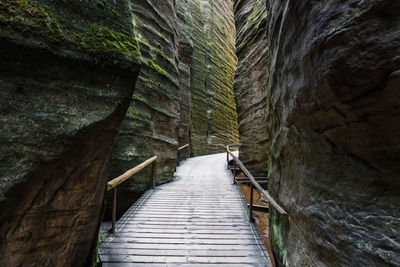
105,237,262,245
99,248,266,257
100,243,263,251
115,228,254,234
103,264,259,267
111,232,256,239
100,255,266,264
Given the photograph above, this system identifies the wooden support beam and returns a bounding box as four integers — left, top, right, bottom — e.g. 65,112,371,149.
246,204,269,213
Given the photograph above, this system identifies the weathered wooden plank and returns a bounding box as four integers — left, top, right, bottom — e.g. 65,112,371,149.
105,237,262,245
103,264,259,267
100,243,263,251
100,255,266,264
99,248,266,257
115,228,254,234
111,232,256,239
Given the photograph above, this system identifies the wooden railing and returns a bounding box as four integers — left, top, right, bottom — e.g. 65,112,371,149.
177,143,190,164
226,144,288,222
107,144,189,233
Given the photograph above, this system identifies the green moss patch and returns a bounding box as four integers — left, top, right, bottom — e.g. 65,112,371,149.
147,59,167,76
82,24,141,61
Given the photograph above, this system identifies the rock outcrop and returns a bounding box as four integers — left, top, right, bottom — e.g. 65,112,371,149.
107,0,239,217
234,0,400,266
234,0,269,176
0,0,141,266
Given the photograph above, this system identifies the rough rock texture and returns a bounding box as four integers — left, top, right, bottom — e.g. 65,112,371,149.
107,0,239,217
105,0,180,218
0,0,140,266
177,0,194,161
234,0,269,176
188,0,239,156
235,0,400,266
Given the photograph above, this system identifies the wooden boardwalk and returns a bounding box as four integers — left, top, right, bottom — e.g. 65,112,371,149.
99,153,272,266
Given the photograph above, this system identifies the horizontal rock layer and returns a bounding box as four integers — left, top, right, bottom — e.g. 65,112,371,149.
0,0,141,265
234,0,400,266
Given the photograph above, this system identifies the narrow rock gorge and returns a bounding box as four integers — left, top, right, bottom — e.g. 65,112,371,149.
1,0,399,266
234,0,400,266
106,0,239,217
0,0,239,265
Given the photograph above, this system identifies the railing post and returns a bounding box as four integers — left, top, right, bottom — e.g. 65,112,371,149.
152,160,157,188
111,186,117,233
226,151,229,169
233,160,237,184
249,183,254,223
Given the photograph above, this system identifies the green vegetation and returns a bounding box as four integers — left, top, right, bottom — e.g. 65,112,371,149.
147,59,167,76
0,0,141,62
248,0,267,31
96,232,106,264
83,24,141,60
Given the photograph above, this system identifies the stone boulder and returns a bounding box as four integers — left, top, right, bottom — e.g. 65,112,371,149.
0,0,141,265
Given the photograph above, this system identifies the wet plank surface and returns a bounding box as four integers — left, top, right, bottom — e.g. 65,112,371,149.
99,153,272,266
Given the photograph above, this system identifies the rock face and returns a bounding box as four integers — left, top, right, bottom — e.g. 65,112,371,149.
0,0,140,266
105,0,180,218
234,0,269,176
107,0,239,217
234,0,400,266
189,0,239,156
177,0,194,161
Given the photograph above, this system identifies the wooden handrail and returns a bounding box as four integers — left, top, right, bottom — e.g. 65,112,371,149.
226,144,288,216
178,144,189,151
107,156,157,191
107,144,190,234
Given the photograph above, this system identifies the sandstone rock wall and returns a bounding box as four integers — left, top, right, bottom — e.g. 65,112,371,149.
105,0,180,218
234,0,269,176
0,0,141,265
235,0,400,266
189,0,239,156
177,0,194,150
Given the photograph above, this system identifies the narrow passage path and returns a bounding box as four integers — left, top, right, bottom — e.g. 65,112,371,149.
99,153,272,266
